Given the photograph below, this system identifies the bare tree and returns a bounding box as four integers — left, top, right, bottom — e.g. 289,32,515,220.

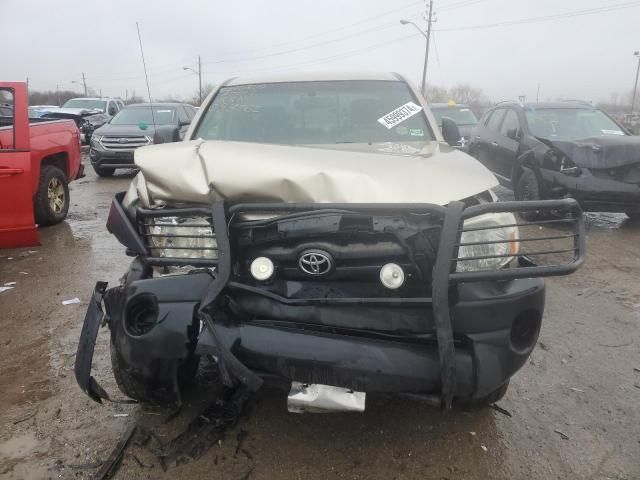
29,89,81,106
447,84,486,107
425,85,448,103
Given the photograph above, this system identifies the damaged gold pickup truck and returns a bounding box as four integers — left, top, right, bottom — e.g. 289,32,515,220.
75,73,585,412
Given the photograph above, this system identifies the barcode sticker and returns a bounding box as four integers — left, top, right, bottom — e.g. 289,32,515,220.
377,102,423,129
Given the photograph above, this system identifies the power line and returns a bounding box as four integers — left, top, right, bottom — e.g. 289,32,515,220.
200,12,423,66
435,1,640,32
200,0,424,60
203,32,422,77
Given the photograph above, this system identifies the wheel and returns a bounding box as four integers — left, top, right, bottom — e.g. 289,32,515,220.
110,341,157,404
514,167,545,221
34,165,70,226
458,381,510,408
92,164,115,177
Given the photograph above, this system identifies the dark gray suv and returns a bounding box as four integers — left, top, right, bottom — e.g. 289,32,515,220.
89,102,196,177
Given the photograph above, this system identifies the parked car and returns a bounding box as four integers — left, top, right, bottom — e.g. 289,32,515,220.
40,97,124,143
430,102,478,150
62,97,124,116
0,82,84,248
75,73,584,413
28,105,60,118
468,101,640,218
89,102,196,177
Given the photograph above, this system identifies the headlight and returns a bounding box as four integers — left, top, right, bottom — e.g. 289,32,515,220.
147,216,217,260
456,212,519,272
91,135,102,145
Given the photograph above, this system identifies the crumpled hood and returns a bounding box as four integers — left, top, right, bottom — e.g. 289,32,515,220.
52,107,103,116
123,140,498,212
546,135,640,169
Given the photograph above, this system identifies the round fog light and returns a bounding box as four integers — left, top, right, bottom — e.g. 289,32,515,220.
380,263,405,290
250,257,274,281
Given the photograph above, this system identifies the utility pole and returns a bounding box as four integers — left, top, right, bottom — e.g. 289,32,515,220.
26,77,30,91
56,84,61,106
99,88,102,98
422,0,434,97
631,51,640,115
400,1,434,98
81,72,87,96
536,83,541,102
198,55,203,105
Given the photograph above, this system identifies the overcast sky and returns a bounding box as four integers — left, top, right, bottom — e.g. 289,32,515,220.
2,0,639,103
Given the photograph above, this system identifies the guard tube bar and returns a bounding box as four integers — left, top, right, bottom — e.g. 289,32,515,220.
220,198,585,409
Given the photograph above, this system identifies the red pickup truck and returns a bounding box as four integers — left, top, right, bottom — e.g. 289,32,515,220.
0,82,83,247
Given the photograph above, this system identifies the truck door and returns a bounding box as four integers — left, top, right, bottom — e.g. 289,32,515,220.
0,83,39,248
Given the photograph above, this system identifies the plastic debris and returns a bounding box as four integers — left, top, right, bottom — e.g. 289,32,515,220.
4,281,17,286
469,431,476,436
554,429,569,440
480,445,488,452
113,413,129,418
62,297,81,305
570,387,585,393
0,286,14,294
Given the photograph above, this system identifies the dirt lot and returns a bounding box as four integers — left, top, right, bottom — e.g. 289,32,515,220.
1,157,639,480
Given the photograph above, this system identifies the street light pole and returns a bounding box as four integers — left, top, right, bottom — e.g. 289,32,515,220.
400,0,434,98
198,55,202,105
631,51,640,115
183,57,203,105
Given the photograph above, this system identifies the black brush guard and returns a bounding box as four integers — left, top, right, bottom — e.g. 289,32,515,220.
76,197,585,409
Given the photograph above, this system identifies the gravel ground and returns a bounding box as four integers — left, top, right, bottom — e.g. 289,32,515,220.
0,158,639,480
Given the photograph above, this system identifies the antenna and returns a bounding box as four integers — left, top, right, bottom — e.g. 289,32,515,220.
136,22,157,130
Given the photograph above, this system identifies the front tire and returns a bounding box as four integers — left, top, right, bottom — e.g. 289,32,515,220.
34,165,69,226
514,167,545,221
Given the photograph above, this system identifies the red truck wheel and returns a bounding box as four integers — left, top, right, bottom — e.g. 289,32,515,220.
34,165,69,226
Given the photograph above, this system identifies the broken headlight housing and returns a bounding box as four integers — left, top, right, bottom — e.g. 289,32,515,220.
147,216,217,260
456,212,520,272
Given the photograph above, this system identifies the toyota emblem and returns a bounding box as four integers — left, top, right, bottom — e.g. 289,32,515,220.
298,250,333,276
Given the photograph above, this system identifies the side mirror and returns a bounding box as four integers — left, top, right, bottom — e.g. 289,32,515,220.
179,120,190,127
108,107,117,116
506,127,520,140
441,117,461,146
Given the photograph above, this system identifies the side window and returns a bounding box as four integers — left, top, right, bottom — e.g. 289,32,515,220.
187,106,196,119
486,109,506,132
500,109,520,137
177,106,189,124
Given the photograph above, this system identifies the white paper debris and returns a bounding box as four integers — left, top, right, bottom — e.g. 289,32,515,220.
469,431,476,436
112,413,129,417
0,286,14,294
19,272,29,275
4,282,17,286
62,298,81,305
480,445,488,452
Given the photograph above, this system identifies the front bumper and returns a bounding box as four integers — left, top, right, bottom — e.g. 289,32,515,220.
76,199,585,408
89,147,137,170
541,168,640,212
